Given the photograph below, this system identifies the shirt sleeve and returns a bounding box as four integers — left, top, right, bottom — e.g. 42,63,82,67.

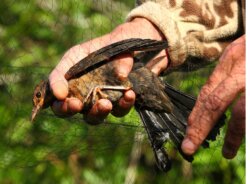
126,0,243,67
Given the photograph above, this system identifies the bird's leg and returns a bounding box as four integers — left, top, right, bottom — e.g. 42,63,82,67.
94,88,109,99
84,85,131,105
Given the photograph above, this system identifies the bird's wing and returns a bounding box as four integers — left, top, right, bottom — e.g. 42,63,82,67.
65,38,168,80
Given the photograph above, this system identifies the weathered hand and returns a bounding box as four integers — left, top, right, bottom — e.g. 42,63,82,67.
49,18,168,122
181,35,245,158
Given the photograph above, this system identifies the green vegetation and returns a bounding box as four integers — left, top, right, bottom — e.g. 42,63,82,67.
0,0,245,183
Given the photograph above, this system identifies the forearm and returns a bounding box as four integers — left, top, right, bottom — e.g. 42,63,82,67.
127,0,244,67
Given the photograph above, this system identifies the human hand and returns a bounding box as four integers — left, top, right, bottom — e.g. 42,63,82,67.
49,18,168,123
181,35,245,158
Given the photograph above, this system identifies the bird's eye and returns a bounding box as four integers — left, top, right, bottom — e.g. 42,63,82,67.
36,92,41,98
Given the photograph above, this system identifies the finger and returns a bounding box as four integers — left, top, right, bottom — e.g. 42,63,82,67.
223,94,245,159
113,53,133,80
85,99,113,125
150,56,168,75
49,69,69,100
146,50,168,75
111,90,136,117
49,44,89,99
51,97,83,117
182,76,243,155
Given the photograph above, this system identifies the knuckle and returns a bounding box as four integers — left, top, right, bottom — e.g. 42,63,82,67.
206,75,218,85
198,85,211,103
188,109,215,141
204,94,223,112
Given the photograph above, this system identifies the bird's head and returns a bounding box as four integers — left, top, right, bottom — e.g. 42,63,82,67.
31,80,53,122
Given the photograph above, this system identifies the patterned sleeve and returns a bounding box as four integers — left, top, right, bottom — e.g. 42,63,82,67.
126,0,244,67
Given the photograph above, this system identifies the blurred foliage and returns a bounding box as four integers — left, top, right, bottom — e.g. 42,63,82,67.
0,0,245,184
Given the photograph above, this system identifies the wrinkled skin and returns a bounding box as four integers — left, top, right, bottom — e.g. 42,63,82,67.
181,35,245,159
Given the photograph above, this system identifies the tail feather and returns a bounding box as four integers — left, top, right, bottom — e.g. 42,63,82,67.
164,83,196,110
138,110,170,147
158,113,194,162
138,110,172,172
164,83,225,146
136,82,225,171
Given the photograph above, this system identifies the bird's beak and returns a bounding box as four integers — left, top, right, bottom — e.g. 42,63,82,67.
31,105,41,122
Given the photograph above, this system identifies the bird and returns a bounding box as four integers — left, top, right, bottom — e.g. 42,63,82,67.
31,38,225,172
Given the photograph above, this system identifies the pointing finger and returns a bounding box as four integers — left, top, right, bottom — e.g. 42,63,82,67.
182,76,243,155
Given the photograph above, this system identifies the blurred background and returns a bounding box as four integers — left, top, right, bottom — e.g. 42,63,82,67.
0,0,245,183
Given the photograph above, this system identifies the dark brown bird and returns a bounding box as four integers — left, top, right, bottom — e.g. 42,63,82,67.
32,38,225,172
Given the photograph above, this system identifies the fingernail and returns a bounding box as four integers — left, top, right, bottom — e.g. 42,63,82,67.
182,138,196,155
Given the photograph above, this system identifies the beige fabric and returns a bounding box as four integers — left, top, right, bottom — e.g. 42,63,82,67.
127,0,244,67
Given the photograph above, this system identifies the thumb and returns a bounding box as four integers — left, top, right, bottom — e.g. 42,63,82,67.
49,68,68,100
49,44,89,99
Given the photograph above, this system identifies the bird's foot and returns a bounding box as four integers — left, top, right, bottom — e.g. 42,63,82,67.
84,85,131,106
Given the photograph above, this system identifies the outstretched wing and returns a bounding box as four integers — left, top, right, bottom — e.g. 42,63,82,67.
65,38,168,80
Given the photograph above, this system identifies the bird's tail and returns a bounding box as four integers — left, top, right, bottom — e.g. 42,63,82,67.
136,83,226,172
